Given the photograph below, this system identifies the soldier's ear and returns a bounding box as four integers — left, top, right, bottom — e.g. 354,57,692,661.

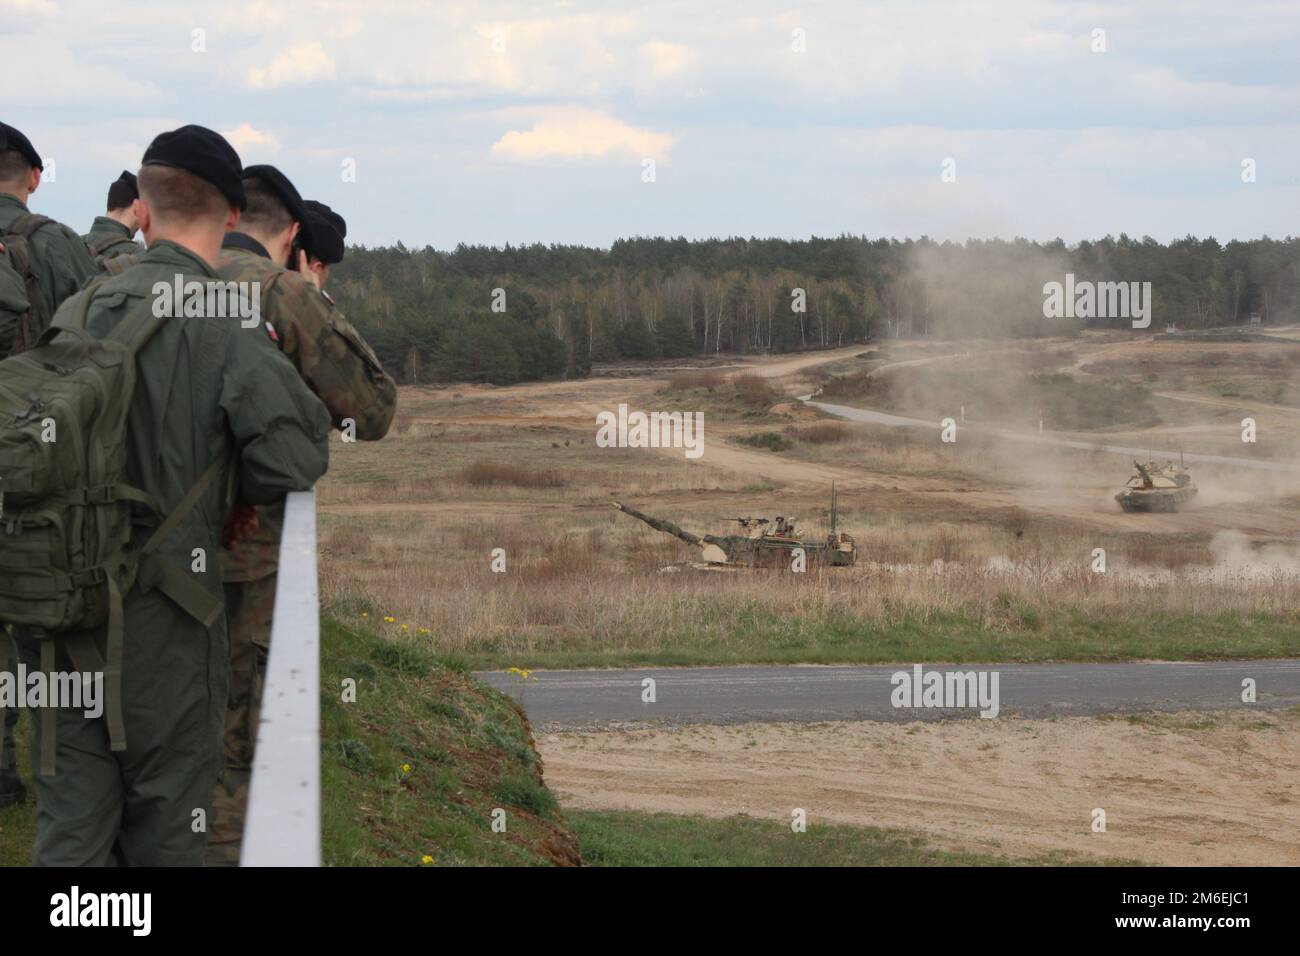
135,198,151,236
28,166,40,194
225,204,241,231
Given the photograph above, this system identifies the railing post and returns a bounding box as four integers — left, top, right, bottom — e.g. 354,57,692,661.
241,489,321,866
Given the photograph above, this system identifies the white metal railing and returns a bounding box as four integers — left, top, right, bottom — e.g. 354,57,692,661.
241,489,321,866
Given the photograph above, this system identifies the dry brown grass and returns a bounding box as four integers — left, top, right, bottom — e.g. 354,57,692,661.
787,422,852,444
320,503,1300,661
668,369,727,391
314,374,1300,665
461,460,567,489
731,373,780,407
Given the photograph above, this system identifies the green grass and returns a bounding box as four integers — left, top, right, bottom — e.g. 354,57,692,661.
0,710,34,866
568,810,1133,866
321,616,578,866
453,608,1300,670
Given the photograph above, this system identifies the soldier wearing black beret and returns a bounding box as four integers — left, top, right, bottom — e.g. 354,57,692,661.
302,199,347,288
142,124,246,210
220,163,312,269
83,170,143,264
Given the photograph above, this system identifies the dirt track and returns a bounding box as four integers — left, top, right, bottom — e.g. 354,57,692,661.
540,710,1300,866
385,342,1300,539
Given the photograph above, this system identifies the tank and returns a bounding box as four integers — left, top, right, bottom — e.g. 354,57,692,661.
1115,458,1197,513
614,483,856,567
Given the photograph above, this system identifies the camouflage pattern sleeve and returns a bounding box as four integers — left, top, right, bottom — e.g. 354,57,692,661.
262,271,397,440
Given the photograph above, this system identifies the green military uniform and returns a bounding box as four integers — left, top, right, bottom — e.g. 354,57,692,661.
1,192,97,805
15,239,331,866
82,215,142,263
205,234,396,864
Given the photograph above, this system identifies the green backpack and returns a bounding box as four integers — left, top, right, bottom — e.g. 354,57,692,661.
0,213,53,357
0,281,225,771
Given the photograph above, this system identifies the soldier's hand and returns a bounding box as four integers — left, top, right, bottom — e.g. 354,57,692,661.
223,504,261,549
297,250,323,290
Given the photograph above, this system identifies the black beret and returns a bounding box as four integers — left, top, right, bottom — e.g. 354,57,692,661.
0,121,42,171
243,164,312,250
114,170,139,200
303,199,346,264
142,125,244,209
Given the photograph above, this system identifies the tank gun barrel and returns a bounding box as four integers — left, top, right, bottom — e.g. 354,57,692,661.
613,501,703,545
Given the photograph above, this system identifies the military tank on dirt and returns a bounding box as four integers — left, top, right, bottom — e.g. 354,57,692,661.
1115,458,1197,513
613,484,856,567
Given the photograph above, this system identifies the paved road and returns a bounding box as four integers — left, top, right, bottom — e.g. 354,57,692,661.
477,659,1300,729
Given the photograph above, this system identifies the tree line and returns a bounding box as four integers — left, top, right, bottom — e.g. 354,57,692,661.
326,234,1300,385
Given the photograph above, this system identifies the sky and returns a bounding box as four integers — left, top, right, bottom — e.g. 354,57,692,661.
3,0,1298,249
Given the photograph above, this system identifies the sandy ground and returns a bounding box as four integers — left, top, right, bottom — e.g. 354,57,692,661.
538,710,1300,866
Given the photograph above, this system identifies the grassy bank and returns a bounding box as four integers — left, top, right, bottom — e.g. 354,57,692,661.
321,616,579,865
568,810,1131,866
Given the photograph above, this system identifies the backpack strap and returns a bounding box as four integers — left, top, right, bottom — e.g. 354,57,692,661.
87,234,134,258
101,253,137,276
132,451,229,628
1,232,45,354
39,638,56,775
8,213,55,241
4,213,56,349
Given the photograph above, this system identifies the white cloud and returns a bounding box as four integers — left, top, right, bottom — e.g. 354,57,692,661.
0,0,59,16
490,108,675,163
221,122,280,154
246,41,336,90
640,41,692,77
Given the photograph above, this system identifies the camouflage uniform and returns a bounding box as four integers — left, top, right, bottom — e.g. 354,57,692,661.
14,239,331,865
82,215,142,264
206,236,395,865
0,192,97,805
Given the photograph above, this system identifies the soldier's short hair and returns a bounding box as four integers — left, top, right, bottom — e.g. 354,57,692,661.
138,164,231,225
0,149,33,191
106,179,137,212
240,178,293,236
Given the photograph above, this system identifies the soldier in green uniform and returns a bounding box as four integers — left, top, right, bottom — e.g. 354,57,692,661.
14,126,331,866
0,121,98,810
83,170,143,264
0,122,98,332
206,167,395,865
